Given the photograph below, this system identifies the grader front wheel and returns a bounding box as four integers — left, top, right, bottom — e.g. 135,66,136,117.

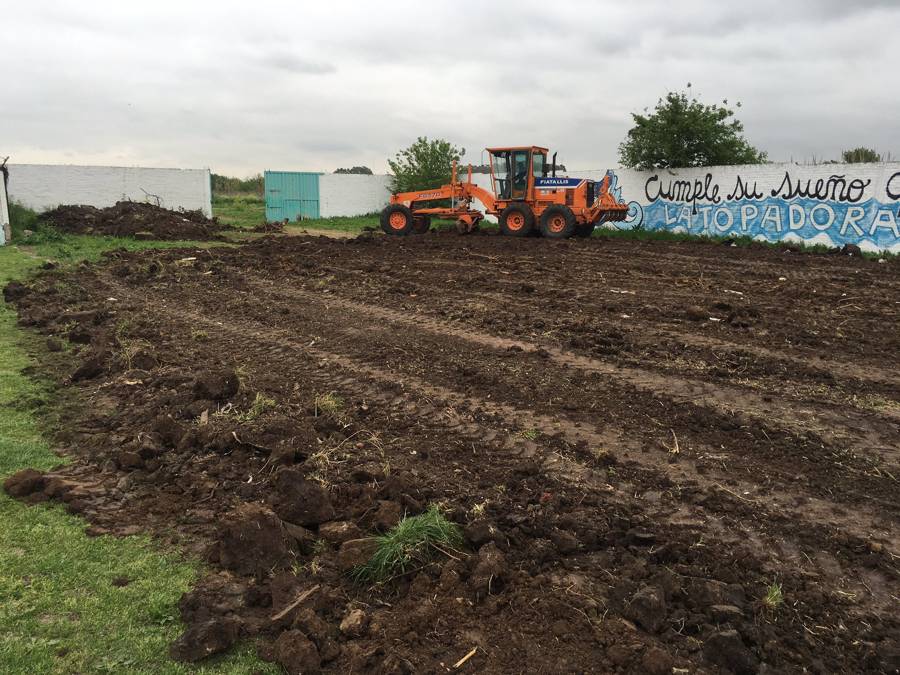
381,205,415,236
499,204,535,237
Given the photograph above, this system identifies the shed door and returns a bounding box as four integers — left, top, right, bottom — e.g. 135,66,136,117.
265,172,320,222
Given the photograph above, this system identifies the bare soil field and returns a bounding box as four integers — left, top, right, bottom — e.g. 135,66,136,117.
4,232,899,673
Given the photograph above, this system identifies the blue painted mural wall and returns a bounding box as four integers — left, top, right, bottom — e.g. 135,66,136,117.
579,162,900,253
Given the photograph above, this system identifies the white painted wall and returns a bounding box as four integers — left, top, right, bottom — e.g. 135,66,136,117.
6,164,212,217
0,169,10,245
319,173,392,218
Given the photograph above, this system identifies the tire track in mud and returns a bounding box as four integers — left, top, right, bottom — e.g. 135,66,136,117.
305,257,900,391
137,266,898,516
459,289,900,392
90,275,900,664
251,280,900,471
107,280,899,574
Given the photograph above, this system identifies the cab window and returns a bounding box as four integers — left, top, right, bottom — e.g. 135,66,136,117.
511,150,529,198
491,151,510,199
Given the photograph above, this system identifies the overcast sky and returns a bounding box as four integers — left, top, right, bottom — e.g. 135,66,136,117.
4,0,899,176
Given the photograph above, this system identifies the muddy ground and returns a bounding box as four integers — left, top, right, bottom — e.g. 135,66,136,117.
4,232,899,673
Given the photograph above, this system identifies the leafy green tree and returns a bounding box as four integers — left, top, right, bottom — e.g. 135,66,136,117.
619,90,767,169
334,166,374,175
841,147,881,164
387,137,464,193
211,173,263,196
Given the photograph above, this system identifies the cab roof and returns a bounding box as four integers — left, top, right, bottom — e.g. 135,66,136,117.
486,146,550,154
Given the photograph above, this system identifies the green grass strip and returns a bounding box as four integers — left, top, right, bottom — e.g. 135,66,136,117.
0,232,275,674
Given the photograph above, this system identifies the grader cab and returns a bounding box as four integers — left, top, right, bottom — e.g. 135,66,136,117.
380,146,628,238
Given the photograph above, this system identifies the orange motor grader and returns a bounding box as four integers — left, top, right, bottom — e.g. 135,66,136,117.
380,146,628,238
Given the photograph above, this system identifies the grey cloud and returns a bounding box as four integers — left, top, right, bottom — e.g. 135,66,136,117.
2,1,898,175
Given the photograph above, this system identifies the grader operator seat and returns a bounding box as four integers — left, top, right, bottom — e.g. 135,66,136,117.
488,146,549,201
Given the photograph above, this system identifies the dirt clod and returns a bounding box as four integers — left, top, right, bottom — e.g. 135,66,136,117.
270,468,336,527
640,647,673,674
217,503,297,577
624,585,667,634
319,521,363,545
465,520,503,548
169,616,241,662
3,468,47,499
273,629,321,675
469,542,507,599
369,500,402,531
3,281,29,303
193,370,240,401
703,629,758,675
339,608,369,637
337,538,378,573
71,354,105,381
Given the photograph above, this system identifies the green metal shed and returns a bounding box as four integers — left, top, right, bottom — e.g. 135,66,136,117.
264,171,321,221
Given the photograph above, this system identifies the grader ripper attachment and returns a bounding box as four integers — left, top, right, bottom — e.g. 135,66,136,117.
381,145,628,239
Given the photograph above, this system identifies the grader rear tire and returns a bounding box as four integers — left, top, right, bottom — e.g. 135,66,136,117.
540,205,577,239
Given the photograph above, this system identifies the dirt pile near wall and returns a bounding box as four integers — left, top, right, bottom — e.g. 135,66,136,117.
39,201,228,240
3,233,899,673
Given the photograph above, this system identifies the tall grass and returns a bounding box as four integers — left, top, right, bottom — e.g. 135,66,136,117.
8,202,62,244
351,505,464,584
212,195,265,229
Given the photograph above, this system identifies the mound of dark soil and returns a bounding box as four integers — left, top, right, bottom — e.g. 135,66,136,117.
39,201,228,240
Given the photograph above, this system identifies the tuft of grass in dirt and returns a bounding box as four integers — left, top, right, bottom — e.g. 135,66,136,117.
351,505,464,584
0,235,275,673
519,428,540,440
314,391,344,417
469,500,489,518
762,582,784,611
236,392,276,422
113,319,150,371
